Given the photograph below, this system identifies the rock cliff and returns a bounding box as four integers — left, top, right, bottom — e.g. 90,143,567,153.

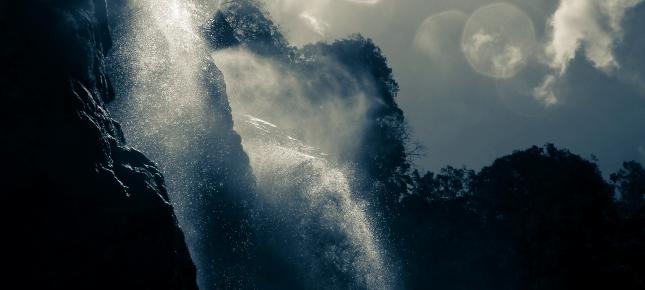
0,1,198,289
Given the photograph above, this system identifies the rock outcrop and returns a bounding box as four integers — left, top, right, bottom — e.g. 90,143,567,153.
0,1,198,289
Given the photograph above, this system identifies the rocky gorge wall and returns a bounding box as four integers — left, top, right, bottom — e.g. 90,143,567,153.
0,1,198,289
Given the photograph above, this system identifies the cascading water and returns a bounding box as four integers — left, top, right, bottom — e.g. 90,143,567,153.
108,0,393,288
109,0,257,288
109,0,218,217
232,114,392,289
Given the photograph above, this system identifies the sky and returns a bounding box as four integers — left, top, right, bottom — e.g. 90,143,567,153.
259,0,645,175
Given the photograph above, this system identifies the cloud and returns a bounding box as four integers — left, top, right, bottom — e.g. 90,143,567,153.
259,0,386,45
468,30,495,54
545,0,641,73
460,3,535,79
342,0,381,4
536,0,643,105
299,12,330,36
463,31,525,78
639,145,645,160
533,74,559,106
494,45,524,77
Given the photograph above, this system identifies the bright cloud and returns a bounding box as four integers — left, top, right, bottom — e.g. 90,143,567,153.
537,0,643,105
545,0,642,73
493,45,523,77
533,74,559,106
469,31,495,54
342,0,381,4
299,12,330,36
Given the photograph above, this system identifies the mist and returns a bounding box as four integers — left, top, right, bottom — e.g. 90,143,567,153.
108,0,397,288
212,48,373,161
211,43,399,290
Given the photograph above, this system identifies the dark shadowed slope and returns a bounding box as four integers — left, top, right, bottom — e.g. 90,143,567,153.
0,1,197,289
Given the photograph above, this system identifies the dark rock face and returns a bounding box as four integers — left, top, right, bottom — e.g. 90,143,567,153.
0,1,197,289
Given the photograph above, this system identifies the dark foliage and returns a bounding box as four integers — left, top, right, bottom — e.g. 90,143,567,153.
612,161,645,215
471,145,616,290
396,145,645,290
609,161,645,289
208,0,293,59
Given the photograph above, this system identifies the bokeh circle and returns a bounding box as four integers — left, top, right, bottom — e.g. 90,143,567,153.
461,3,536,79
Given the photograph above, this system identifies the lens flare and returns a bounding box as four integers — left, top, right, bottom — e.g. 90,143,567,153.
461,3,536,79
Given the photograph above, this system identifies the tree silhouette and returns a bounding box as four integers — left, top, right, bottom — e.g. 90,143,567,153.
609,161,645,289
208,0,293,58
611,161,645,215
395,145,636,290
472,144,616,290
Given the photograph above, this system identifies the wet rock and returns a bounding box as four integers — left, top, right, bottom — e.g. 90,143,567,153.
0,1,198,289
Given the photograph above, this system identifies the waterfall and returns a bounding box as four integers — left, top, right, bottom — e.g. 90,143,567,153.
108,0,394,288
232,114,392,289
109,0,217,220
109,0,258,288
